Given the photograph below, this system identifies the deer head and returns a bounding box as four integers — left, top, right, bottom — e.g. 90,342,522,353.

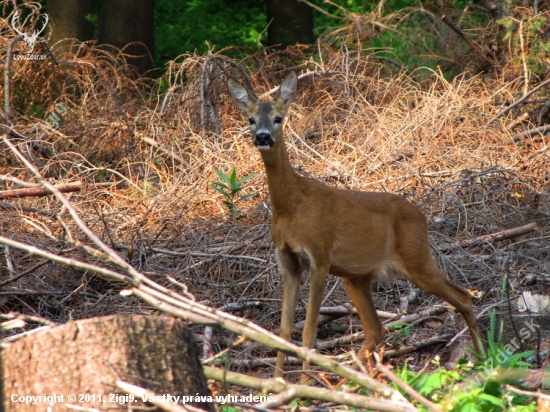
227,71,297,152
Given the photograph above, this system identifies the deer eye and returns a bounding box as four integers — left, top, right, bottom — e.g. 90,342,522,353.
248,118,256,125
274,116,283,124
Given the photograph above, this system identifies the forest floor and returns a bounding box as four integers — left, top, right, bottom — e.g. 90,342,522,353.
1,41,549,396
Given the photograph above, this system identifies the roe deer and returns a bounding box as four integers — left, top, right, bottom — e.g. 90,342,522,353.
227,71,484,377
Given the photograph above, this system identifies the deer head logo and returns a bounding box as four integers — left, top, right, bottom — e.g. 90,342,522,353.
11,11,49,54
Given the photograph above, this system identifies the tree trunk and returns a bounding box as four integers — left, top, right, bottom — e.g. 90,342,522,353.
47,0,95,44
0,315,213,412
97,0,156,75
267,0,314,46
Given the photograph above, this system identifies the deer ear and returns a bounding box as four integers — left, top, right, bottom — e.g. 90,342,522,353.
275,71,298,109
227,78,257,114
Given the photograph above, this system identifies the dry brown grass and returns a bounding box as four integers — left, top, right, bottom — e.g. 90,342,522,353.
1,33,548,376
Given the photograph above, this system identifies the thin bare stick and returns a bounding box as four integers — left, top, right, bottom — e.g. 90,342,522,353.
375,353,443,412
487,78,550,125
512,124,550,142
4,36,23,123
0,203,56,217
0,259,50,288
203,366,418,412
440,222,538,250
142,136,188,166
504,384,550,400
446,301,503,348
114,243,267,263
0,181,82,199
441,15,493,67
505,112,529,130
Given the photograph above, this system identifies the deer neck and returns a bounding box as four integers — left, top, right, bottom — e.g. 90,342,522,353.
260,141,301,215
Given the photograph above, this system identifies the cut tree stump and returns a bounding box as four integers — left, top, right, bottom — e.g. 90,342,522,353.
0,314,214,412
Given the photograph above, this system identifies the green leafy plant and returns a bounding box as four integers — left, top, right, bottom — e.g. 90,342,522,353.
212,168,255,221
391,322,412,340
390,357,536,411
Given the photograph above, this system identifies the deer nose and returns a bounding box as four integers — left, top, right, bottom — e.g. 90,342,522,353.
255,132,271,145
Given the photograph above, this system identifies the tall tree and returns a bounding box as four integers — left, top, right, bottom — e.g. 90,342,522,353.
47,0,95,44
98,0,156,75
267,0,314,46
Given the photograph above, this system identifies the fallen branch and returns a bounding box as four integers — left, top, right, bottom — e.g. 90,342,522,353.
4,35,22,122
203,366,418,412
318,304,396,320
511,124,550,142
384,334,453,358
273,306,396,336
504,384,550,400
0,181,82,199
315,307,449,353
0,259,50,288
505,112,529,130
440,222,538,251
131,285,409,400
0,203,56,217
441,15,493,67
114,243,267,264
487,78,550,125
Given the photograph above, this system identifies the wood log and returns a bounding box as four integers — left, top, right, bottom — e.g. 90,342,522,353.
1,314,213,412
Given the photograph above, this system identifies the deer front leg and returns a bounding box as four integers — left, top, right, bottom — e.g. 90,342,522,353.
274,248,303,377
301,262,329,378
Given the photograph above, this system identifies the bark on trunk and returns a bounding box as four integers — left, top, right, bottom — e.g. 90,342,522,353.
97,0,156,75
267,0,314,46
47,0,95,44
0,315,213,412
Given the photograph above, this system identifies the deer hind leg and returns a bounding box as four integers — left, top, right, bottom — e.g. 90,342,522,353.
407,261,484,356
341,276,385,362
274,248,304,377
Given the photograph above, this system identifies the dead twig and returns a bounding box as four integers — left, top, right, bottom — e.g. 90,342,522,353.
441,15,494,68
504,384,550,399
0,203,56,217
142,136,188,166
375,353,443,412
384,334,454,358
512,124,550,142
4,35,23,123
0,181,82,199
440,222,538,251
0,259,50,288
203,366,418,412
505,112,529,130
487,78,550,125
